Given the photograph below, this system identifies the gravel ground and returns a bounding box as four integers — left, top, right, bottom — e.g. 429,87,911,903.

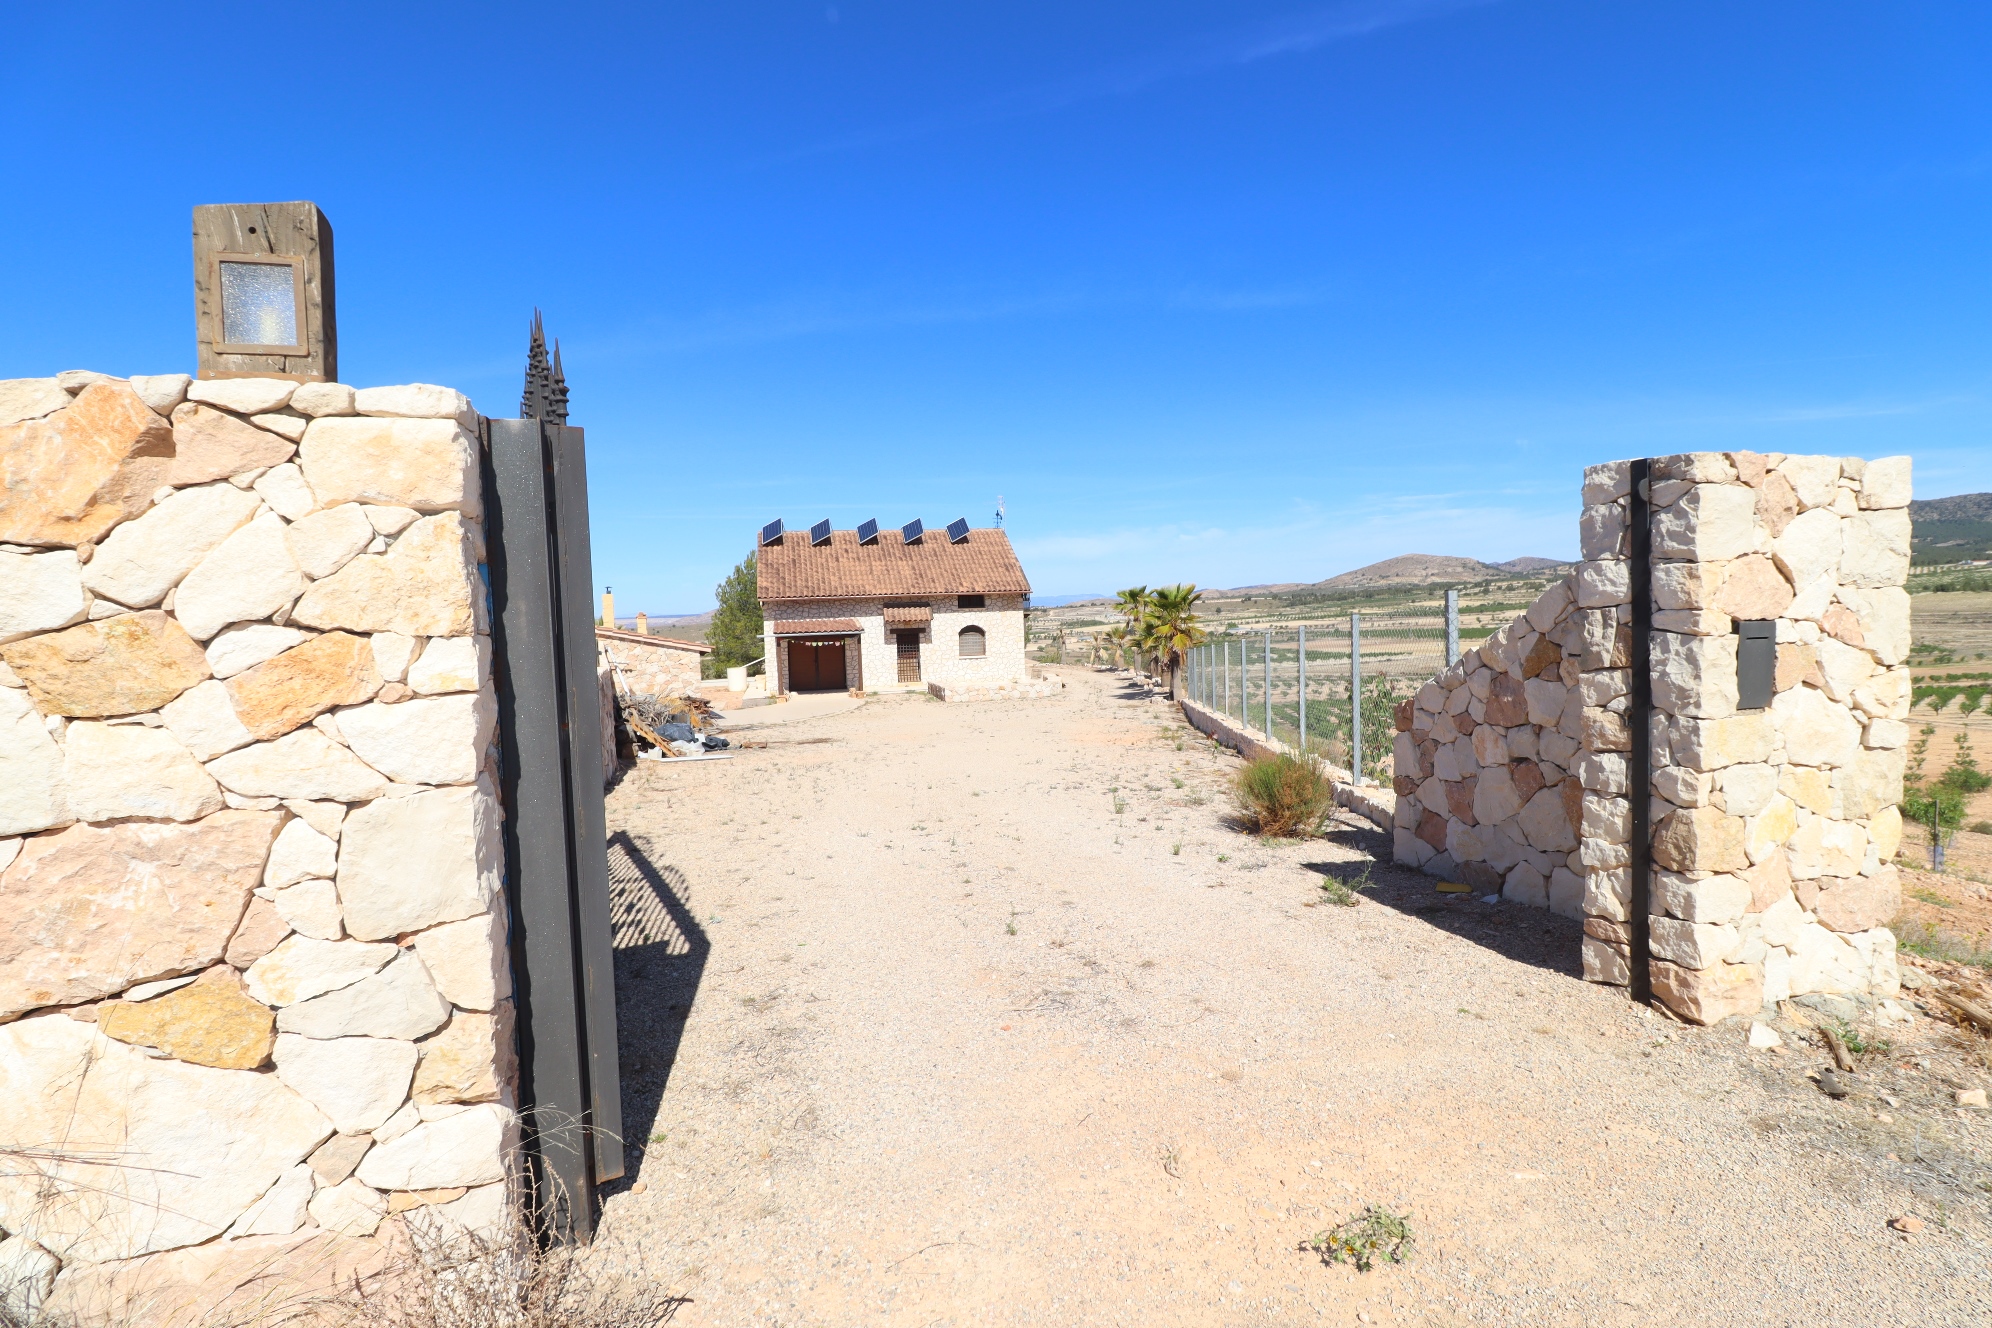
589,666,1992,1326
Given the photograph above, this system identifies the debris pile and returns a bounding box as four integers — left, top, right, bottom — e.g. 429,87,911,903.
619,691,731,759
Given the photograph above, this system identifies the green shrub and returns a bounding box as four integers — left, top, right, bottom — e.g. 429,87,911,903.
1303,1206,1415,1271
1232,753,1336,837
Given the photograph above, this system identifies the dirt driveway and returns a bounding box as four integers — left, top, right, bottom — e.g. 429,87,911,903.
591,667,1990,1326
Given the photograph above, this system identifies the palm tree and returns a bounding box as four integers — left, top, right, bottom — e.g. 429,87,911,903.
1140,583,1207,700
1114,587,1151,674
1102,625,1130,669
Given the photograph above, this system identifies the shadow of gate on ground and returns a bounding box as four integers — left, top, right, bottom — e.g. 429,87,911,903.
605,831,711,1174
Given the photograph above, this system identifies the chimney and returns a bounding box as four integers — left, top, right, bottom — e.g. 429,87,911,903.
636,612,649,636
601,587,614,628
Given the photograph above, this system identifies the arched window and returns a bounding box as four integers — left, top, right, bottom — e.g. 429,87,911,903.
958,625,987,658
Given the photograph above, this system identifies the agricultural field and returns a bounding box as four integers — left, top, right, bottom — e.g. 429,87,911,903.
1907,589,1992,836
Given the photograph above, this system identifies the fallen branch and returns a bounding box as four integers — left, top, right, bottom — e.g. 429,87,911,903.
1928,988,1992,1035
1821,1024,1854,1072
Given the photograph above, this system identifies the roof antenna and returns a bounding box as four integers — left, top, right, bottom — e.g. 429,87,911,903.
995,495,1005,528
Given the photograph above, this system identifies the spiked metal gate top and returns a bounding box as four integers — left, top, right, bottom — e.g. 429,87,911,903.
485,319,620,1243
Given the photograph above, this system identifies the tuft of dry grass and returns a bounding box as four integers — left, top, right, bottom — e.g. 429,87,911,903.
309,1182,683,1328
0,1169,681,1328
1231,754,1335,838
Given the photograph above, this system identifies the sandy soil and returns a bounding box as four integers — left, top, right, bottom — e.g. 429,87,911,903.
590,667,1991,1326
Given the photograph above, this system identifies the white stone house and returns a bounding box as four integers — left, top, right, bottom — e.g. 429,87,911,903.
756,525,1031,694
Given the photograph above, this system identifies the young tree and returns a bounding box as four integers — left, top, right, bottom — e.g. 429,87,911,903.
704,554,764,678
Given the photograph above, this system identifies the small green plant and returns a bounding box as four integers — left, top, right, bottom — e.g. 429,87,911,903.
1172,777,1185,788
1972,820,1992,835
1913,887,1955,908
1171,842,1182,855
1217,853,1230,863
1005,920,1018,936
1232,752,1336,837
1316,866,1369,907
1834,1018,1893,1059
1303,1206,1415,1271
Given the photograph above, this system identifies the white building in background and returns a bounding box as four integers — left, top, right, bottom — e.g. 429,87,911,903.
756,520,1031,695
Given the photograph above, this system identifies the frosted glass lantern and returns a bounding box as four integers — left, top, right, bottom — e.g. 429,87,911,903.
213,256,306,354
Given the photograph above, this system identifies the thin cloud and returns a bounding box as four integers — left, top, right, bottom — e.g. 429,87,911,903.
762,0,1501,163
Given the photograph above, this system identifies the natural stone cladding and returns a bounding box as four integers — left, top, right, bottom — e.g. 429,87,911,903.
1392,451,1911,1026
0,372,516,1301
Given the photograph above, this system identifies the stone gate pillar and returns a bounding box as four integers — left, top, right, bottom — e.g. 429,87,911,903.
1574,452,1912,1023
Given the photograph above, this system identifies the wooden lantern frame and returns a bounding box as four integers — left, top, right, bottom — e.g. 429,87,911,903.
193,202,337,382
208,252,310,357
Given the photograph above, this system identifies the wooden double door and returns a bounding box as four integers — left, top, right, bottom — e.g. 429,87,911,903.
788,638,850,692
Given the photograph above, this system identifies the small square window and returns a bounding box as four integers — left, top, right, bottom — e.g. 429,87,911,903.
958,594,986,609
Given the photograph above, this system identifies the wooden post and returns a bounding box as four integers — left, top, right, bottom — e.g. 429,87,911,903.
192,202,336,381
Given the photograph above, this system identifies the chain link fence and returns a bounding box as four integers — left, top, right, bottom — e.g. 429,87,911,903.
1185,591,1491,782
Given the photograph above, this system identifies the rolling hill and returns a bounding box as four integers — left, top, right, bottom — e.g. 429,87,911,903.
1911,492,1992,565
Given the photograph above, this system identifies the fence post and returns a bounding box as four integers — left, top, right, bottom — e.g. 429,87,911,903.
1297,625,1307,754
1263,629,1272,738
1241,635,1249,726
1445,588,1459,666
1349,612,1363,783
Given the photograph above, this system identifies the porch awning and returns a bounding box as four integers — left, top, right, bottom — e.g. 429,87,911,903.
773,618,860,636
883,605,933,627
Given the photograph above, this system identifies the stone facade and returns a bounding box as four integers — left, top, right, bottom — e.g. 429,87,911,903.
0,372,516,1305
763,594,1030,695
1393,451,1911,1024
595,626,708,697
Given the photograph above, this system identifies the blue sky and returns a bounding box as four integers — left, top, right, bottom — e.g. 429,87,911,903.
4,2,1990,610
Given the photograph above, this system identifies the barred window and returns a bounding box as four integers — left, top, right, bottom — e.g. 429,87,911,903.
958,626,987,658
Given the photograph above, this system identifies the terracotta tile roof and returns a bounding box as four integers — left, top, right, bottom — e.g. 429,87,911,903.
596,627,711,653
757,528,1030,602
771,618,860,635
882,605,932,627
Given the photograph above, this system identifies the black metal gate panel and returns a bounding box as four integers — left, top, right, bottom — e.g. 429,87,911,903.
484,416,623,1243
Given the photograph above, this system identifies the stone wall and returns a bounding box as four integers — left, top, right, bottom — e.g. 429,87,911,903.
1389,577,1589,914
0,371,517,1310
596,627,706,697
1392,451,1912,1025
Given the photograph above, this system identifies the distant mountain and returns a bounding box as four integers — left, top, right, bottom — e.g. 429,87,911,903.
1311,554,1568,592
1910,492,1992,565
1031,593,1113,607
1912,493,1992,522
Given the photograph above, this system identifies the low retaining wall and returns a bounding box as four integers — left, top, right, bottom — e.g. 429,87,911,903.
1179,697,1391,832
0,372,517,1313
928,675,1063,702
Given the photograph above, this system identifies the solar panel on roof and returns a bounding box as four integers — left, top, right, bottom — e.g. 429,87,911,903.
760,519,783,546
809,519,832,546
946,517,970,544
902,518,924,544
857,518,880,545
